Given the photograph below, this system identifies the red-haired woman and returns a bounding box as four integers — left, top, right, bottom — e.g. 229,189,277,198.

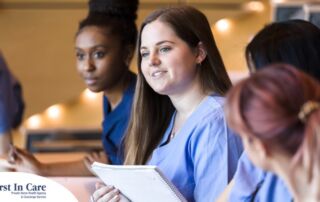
217,19,320,202
225,64,320,202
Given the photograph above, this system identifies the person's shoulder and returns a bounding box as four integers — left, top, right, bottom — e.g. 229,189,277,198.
188,96,228,143
206,94,225,112
233,153,267,187
228,153,268,201
0,53,14,78
199,94,226,124
0,55,13,87
238,153,265,174
0,54,6,72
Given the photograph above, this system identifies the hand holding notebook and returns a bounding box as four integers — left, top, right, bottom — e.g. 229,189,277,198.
91,162,187,202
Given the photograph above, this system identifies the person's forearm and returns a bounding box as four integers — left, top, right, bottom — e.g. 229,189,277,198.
40,159,94,176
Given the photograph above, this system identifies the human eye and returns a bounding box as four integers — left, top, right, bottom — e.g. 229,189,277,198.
93,50,106,59
140,50,149,59
76,51,85,61
159,46,171,54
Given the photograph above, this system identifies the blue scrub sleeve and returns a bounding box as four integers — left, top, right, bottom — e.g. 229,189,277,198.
0,55,24,133
190,114,243,202
228,153,266,202
0,68,12,133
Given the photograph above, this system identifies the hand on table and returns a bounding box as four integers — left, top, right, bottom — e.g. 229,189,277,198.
7,145,44,175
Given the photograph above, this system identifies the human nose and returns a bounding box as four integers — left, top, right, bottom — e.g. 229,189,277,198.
83,57,95,72
149,51,161,67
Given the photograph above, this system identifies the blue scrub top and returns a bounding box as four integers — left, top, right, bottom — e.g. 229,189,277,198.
0,54,24,133
102,72,136,165
228,153,292,202
147,94,243,202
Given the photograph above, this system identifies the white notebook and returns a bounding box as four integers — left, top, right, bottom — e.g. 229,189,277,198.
91,162,187,202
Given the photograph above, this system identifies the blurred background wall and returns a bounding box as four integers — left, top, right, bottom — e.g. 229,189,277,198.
0,0,271,120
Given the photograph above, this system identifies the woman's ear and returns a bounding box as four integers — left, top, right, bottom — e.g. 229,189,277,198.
251,137,271,160
195,42,207,64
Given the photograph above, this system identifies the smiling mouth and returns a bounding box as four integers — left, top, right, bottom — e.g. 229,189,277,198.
151,70,167,78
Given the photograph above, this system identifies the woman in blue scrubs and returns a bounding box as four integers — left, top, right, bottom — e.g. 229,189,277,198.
225,64,320,202
91,6,243,202
76,0,138,165
218,20,320,202
9,0,138,175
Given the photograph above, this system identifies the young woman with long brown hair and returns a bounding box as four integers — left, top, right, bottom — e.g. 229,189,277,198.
91,6,243,202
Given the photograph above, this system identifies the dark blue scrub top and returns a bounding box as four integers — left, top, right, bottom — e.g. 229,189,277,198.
102,72,136,165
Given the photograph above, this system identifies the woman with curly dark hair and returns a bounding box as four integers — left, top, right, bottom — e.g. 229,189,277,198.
9,0,138,176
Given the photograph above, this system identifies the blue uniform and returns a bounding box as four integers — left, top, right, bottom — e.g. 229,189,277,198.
0,54,24,133
228,153,292,202
147,94,243,202
102,72,136,165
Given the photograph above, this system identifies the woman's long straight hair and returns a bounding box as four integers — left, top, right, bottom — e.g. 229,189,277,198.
124,6,232,165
